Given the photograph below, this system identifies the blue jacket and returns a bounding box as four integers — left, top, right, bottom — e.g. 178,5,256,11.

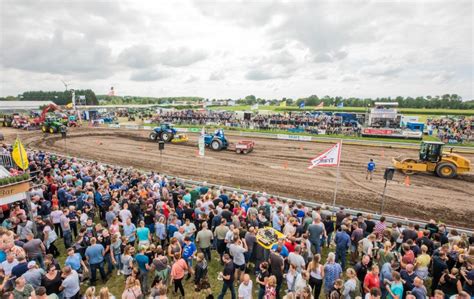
335,231,351,250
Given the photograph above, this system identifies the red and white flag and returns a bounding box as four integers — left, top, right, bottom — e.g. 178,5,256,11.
308,142,341,169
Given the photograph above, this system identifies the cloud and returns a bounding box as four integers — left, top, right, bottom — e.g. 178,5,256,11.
312,50,348,63
360,64,403,77
184,75,199,83
130,69,171,82
118,45,208,68
432,71,455,84
209,71,225,81
118,45,160,69
1,30,114,78
339,74,359,82
245,69,290,81
158,47,208,67
0,0,472,99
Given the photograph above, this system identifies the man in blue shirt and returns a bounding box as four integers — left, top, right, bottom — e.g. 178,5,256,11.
85,237,106,285
335,225,351,270
123,218,137,246
135,246,150,293
182,236,197,279
65,248,87,273
271,237,289,258
366,159,376,180
272,207,283,232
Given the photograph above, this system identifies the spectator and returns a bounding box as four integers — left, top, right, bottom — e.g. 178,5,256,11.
121,277,142,299
324,252,343,297
59,266,80,299
170,252,187,298
238,273,253,299
218,253,236,299
13,276,35,299
85,237,106,286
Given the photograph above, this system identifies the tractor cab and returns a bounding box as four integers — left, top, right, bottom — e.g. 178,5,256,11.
419,141,444,163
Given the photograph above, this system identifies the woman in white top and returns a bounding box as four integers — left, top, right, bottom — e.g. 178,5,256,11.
50,206,63,237
307,254,324,299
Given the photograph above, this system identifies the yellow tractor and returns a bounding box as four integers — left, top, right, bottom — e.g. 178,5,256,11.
392,141,471,178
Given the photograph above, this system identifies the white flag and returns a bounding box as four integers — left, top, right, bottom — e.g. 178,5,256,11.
251,103,259,110
199,127,205,157
308,142,341,169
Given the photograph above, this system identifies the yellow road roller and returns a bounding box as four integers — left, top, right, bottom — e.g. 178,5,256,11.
392,141,471,178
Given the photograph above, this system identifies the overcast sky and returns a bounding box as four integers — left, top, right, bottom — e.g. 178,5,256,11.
1,0,472,99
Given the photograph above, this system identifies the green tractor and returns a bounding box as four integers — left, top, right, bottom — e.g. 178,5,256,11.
41,117,65,134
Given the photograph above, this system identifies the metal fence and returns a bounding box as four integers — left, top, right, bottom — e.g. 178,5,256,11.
0,153,13,169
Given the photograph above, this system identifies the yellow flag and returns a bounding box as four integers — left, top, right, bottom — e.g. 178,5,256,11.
66,102,73,109
12,138,29,170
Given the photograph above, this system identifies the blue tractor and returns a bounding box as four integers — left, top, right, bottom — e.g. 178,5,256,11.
204,129,229,151
149,123,178,142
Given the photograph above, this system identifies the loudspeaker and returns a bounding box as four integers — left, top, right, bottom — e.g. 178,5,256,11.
158,141,165,150
384,167,395,180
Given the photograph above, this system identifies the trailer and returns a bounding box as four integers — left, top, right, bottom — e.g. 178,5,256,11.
235,140,255,154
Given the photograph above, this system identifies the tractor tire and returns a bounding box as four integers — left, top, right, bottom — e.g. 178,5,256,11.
211,139,222,151
149,132,157,141
435,162,457,178
42,125,48,133
400,158,417,175
161,132,173,142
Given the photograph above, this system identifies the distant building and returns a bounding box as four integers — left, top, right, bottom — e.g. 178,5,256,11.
0,101,54,113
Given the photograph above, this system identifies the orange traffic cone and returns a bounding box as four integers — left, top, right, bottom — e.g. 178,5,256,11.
381,150,385,158
404,175,410,186
283,161,288,169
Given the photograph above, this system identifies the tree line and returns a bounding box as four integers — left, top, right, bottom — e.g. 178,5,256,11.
2,91,473,110
0,90,99,105
96,96,203,105
237,94,474,109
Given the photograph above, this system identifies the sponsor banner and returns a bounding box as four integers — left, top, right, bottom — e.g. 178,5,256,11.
363,128,394,135
277,134,312,141
401,130,422,138
401,115,419,126
0,182,30,198
108,124,121,128
188,128,201,133
299,136,312,141
143,126,153,130
175,128,188,133
125,125,140,130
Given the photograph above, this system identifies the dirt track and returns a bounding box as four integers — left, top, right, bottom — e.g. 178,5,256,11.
2,127,473,228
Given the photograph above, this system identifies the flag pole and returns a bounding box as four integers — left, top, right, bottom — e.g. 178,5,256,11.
332,139,343,207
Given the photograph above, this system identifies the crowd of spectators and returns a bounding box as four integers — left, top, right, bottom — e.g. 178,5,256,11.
0,145,473,299
426,118,473,144
152,111,361,136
